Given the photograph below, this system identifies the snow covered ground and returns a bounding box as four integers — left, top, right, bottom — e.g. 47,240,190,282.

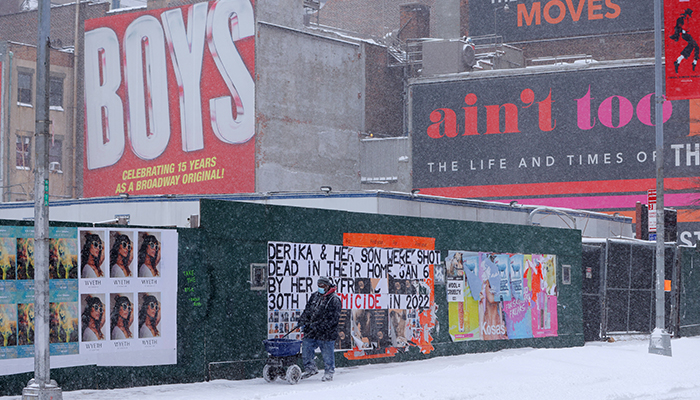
3,336,700,400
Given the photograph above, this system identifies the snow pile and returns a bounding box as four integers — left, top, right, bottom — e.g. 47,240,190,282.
2,336,700,400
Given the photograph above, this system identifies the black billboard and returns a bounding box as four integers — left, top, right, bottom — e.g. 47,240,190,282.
470,0,653,42
411,64,700,211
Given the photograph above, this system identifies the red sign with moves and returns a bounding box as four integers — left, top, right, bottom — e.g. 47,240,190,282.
83,0,255,197
665,0,700,100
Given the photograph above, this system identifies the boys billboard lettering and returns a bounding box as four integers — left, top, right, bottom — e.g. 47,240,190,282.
267,241,440,358
470,0,651,42
412,65,698,196
83,0,255,197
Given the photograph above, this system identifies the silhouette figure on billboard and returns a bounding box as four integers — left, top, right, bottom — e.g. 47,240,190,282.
670,8,699,73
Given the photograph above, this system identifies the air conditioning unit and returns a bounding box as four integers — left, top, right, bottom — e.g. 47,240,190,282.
49,162,61,172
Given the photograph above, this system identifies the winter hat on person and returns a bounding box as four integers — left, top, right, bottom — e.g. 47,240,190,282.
317,276,335,287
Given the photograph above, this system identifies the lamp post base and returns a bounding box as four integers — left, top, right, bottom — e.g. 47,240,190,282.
648,328,672,357
22,379,63,400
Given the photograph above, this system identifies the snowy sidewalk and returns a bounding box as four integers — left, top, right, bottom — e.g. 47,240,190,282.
3,336,700,400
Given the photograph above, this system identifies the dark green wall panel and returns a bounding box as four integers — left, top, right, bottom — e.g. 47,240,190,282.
0,200,584,395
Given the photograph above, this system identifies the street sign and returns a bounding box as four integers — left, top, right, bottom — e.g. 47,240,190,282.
648,189,657,233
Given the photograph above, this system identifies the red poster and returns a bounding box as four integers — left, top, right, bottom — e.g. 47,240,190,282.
83,0,255,197
665,0,700,100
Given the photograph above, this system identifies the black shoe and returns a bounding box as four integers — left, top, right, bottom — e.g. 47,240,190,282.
675,61,680,73
301,370,318,379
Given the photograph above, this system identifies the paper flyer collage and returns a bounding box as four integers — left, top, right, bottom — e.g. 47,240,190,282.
267,240,440,358
0,226,178,375
446,251,558,342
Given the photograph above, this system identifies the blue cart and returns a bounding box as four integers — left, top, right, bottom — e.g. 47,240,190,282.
262,338,303,384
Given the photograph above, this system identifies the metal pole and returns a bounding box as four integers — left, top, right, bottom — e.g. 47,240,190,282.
649,0,671,357
23,0,64,397
71,0,80,199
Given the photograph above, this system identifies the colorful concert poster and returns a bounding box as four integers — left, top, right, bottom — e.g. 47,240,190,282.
446,251,479,341
447,251,558,342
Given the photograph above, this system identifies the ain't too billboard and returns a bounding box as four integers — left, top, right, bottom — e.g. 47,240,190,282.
83,0,255,197
411,63,700,212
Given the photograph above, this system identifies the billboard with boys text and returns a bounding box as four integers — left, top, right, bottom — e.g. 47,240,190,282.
83,0,255,197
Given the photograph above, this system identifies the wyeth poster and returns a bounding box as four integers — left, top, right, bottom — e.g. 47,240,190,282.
0,227,178,376
446,251,557,342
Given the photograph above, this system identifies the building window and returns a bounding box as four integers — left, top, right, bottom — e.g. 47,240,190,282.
49,138,63,173
49,77,63,108
17,71,32,105
16,136,31,169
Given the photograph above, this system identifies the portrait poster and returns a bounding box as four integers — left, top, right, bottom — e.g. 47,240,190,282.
266,236,440,360
446,251,480,341
446,251,558,342
77,228,177,367
526,254,558,338
0,227,178,376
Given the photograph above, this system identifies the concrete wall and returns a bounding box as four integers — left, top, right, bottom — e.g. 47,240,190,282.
255,21,364,192
360,137,411,191
256,0,304,30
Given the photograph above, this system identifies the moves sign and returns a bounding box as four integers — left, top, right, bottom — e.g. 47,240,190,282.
469,0,651,42
83,0,255,197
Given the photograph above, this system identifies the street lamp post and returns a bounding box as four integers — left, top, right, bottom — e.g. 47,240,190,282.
21,0,65,398
648,0,671,357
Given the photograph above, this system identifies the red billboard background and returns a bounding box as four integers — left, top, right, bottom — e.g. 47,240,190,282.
83,0,255,197
665,0,700,100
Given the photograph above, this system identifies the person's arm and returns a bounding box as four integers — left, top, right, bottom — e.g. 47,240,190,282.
298,293,317,328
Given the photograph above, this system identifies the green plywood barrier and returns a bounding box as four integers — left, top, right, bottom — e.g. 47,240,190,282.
198,199,584,373
0,199,584,395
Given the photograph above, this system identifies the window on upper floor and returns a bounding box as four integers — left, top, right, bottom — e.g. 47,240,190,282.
49,138,63,173
17,71,32,105
49,76,64,109
16,135,31,169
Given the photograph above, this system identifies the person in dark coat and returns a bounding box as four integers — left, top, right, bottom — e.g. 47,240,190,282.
298,276,341,381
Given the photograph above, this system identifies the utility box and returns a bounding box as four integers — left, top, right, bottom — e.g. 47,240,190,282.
421,39,467,75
